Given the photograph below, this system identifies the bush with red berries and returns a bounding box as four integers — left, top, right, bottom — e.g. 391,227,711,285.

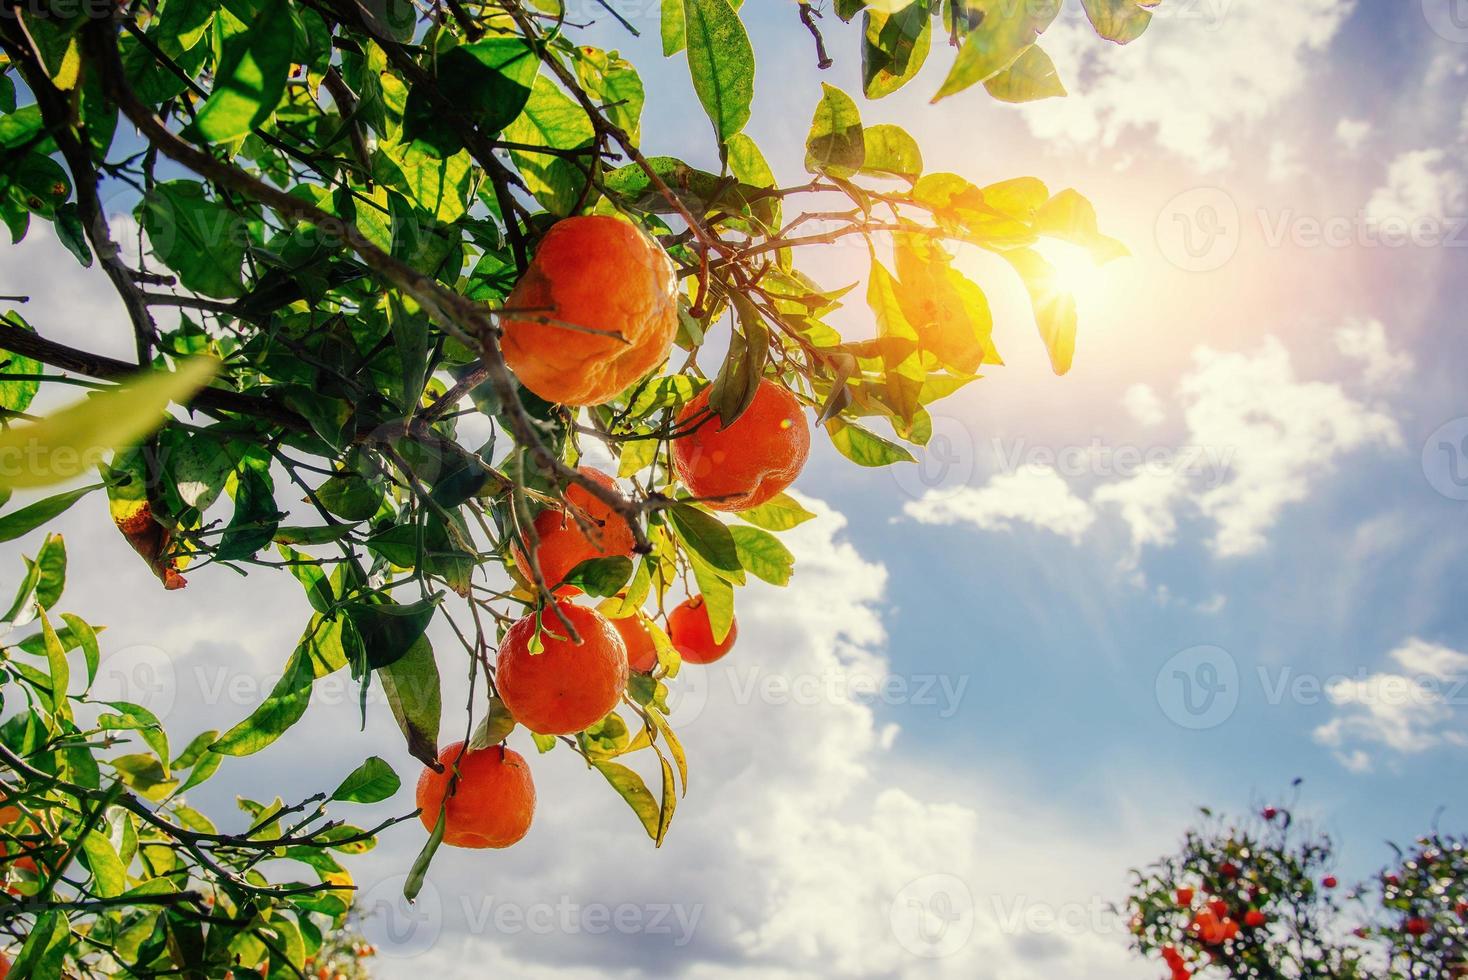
1123,792,1468,979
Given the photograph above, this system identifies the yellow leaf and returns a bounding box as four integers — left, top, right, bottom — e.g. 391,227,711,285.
1035,188,1130,264
1003,248,1076,375
0,357,220,490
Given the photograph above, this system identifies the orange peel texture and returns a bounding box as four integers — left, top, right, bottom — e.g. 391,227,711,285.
501,215,678,406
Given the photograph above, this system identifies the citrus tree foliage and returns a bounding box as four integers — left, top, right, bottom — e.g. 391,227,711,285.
1125,795,1468,979
0,0,1145,974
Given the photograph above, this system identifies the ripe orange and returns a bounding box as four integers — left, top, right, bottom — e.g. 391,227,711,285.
667,596,737,664
512,468,635,595
672,378,810,511
496,602,629,735
500,215,678,406
611,613,659,673
415,742,535,849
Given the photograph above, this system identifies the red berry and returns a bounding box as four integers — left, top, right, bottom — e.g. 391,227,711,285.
1322,876,1338,889
1262,807,1278,820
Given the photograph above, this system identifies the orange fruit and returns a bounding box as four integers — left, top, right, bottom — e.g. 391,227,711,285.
415,742,535,849
611,613,659,673
672,378,810,511
500,215,678,406
511,468,635,595
496,602,629,735
667,596,736,664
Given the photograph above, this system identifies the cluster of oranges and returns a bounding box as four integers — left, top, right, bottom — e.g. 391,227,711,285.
418,216,811,851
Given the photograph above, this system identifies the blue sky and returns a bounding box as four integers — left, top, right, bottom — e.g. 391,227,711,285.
3,1,1468,977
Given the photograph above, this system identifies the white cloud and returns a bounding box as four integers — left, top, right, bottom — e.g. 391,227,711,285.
1335,318,1413,388
1092,464,1187,558
1314,638,1468,771
903,466,1096,543
1267,141,1304,183
1181,337,1401,556
1334,117,1372,153
909,335,1402,564
1121,383,1165,427
1021,0,1355,170
1363,149,1466,228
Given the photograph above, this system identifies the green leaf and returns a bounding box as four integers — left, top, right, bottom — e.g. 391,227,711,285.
210,646,314,756
593,760,663,842
575,47,645,145
729,525,794,586
138,181,247,298
216,465,283,561
317,472,383,522
0,484,101,542
737,492,817,531
404,37,538,155
404,802,445,902
860,124,923,182
332,756,401,803
661,0,686,56
561,555,634,597
862,3,931,99
984,44,1066,103
193,0,294,141
804,83,864,178
504,75,596,216
934,0,1059,101
109,753,177,801
0,311,42,412
707,294,768,425
8,909,70,979
32,532,64,608
682,0,755,142
1081,0,1156,43
343,596,439,670
666,504,742,579
39,609,70,722
81,829,128,898
468,696,515,749
168,430,232,514
1003,247,1077,374
689,554,735,643
273,523,357,546
380,634,441,767
825,418,916,467
58,612,99,687
98,701,171,774
0,358,218,491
